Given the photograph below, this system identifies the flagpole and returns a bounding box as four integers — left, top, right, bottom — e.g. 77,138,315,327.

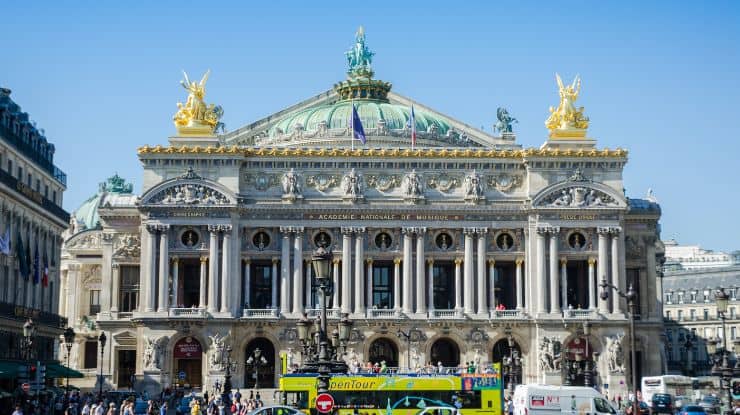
351,99,355,151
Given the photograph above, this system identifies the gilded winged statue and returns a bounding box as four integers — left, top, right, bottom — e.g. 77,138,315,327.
173,70,224,135
545,74,589,131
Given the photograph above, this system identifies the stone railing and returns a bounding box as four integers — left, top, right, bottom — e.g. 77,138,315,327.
367,309,398,319
242,308,279,319
168,308,207,318
490,309,523,319
562,309,595,319
429,310,460,319
116,312,133,319
306,308,343,319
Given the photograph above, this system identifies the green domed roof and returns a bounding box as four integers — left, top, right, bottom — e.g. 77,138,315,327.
270,101,451,138
72,173,134,231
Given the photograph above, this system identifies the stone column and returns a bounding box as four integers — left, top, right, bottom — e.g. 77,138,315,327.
415,229,426,315
488,259,496,310
560,258,568,309
280,228,291,315
243,259,251,309
199,256,207,308
515,258,524,310
402,229,413,314
332,258,341,309
549,227,560,314
597,227,609,314
292,229,304,314
393,258,401,311
536,228,547,314
588,257,596,310
366,258,373,310
145,226,157,312
354,229,365,315
611,228,621,314
111,264,120,312
207,226,219,313
100,232,113,316
476,229,487,315
158,228,169,312
271,258,279,310
305,259,312,309
454,258,463,311
646,237,659,316
171,257,179,308
463,229,475,315
221,227,232,313
427,258,435,313
341,228,353,314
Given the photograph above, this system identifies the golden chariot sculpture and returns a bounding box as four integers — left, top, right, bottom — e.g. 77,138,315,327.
173,70,224,136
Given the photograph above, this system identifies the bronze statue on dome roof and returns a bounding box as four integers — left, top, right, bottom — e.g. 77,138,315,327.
345,26,375,78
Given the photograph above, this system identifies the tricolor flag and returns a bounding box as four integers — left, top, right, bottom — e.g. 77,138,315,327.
42,254,49,287
410,105,417,148
351,104,366,144
33,243,40,285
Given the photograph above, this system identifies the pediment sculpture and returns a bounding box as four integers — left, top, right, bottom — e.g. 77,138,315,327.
143,336,166,371
148,183,230,205
66,231,101,249
606,334,626,374
403,170,425,204
282,168,303,201
464,170,485,204
541,186,619,208
114,233,141,258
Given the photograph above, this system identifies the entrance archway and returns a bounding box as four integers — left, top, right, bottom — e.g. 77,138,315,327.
430,338,460,368
245,338,276,388
492,339,522,389
173,337,203,388
368,338,398,368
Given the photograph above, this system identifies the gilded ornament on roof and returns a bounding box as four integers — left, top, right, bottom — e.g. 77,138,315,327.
173,70,224,136
545,74,590,138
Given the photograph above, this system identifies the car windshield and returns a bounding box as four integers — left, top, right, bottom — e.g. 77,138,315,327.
684,406,704,412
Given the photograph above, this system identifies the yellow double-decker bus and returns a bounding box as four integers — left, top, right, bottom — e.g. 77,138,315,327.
279,366,502,415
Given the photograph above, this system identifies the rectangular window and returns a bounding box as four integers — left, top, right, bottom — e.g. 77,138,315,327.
678,310,683,321
35,179,40,192
704,290,710,302
372,264,393,309
704,327,710,338
665,293,672,304
248,262,273,309
731,307,736,319
666,311,671,320
731,327,737,340
89,290,100,314
7,159,11,174
44,184,48,198
690,292,697,303
119,265,140,312
17,166,22,179
83,341,98,369
678,292,684,304
52,190,57,204
690,309,696,320
27,173,31,186
432,263,455,310
704,309,709,320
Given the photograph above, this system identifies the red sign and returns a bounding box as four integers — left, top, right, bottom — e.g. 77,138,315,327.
316,393,334,413
565,337,593,361
173,337,202,359
22,383,30,393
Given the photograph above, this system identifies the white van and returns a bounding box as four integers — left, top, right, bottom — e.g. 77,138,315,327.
513,385,617,415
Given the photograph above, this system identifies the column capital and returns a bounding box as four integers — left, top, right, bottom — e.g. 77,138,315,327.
515,257,524,266
609,226,622,236
393,257,402,265
549,226,560,234
426,258,434,265
102,233,115,244
146,224,169,233
588,257,597,265
200,255,209,264
536,226,549,235
597,226,611,235
353,226,367,234
243,258,251,265
366,258,374,265
112,263,120,270
171,256,180,264
332,258,341,265
280,226,293,234
341,227,354,235
272,257,280,264
560,257,568,266
463,227,477,235
454,257,463,265
476,227,488,235
487,258,496,266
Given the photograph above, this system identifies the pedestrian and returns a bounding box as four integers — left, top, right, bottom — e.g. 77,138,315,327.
106,403,116,415
12,403,23,415
160,402,168,415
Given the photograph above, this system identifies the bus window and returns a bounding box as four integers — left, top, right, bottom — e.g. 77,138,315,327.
594,398,616,414
286,391,309,409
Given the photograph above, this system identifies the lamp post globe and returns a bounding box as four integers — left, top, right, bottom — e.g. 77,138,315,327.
98,331,107,399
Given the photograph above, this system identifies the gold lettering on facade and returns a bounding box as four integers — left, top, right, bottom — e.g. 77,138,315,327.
559,214,596,221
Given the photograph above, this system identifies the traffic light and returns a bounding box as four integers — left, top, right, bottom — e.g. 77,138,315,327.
29,364,37,380
38,364,46,383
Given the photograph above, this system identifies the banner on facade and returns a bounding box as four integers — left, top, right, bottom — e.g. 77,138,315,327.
173,337,202,359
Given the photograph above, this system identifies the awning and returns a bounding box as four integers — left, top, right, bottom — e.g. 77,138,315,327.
45,363,84,379
0,361,21,379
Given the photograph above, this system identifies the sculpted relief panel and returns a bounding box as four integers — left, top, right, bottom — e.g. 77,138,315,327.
114,233,141,258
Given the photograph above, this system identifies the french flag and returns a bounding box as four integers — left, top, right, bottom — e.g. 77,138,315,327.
410,105,416,147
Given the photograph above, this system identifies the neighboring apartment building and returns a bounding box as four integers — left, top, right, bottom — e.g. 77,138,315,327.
662,241,740,375
0,87,70,391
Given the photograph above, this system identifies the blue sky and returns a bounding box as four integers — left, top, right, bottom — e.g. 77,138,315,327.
2,1,738,251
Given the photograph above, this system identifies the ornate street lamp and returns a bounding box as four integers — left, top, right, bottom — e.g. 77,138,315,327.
311,246,333,394
246,348,268,389
600,279,638,415
63,327,75,405
583,322,594,388
504,327,521,394
684,334,694,376
23,319,36,360
710,288,733,415
98,331,107,400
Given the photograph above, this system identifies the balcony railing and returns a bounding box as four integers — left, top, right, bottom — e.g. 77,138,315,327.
429,309,461,319
242,308,279,319
0,167,69,222
0,301,67,328
306,308,342,319
491,309,523,319
367,309,399,318
168,308,207,318
562,309,595,319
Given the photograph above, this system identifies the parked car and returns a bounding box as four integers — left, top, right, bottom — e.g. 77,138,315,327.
679,405,707,415
652,393,675,414
247,406,302,415
698,396,721,414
